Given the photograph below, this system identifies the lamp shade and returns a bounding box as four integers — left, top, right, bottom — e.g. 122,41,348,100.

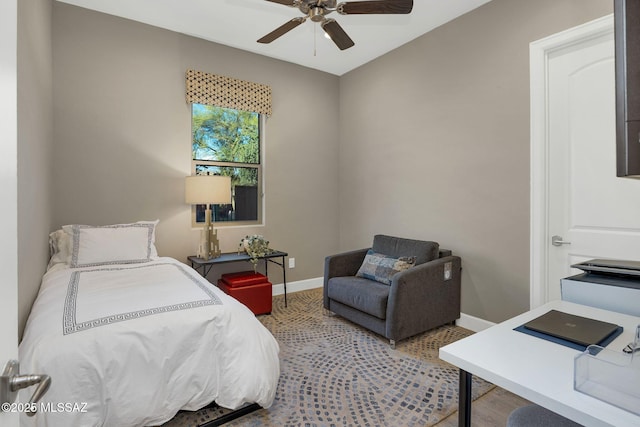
185,175,232,205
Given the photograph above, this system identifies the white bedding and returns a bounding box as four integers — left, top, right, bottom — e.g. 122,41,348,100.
19,257,280,427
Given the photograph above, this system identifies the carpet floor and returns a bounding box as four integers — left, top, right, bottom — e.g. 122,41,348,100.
162,288,493,427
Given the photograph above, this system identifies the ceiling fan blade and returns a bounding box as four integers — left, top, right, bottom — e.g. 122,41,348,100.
321,19,355,50
337,0,413,15
264,0,296,5
257,18,306,44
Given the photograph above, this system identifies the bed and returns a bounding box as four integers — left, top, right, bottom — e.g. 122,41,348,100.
18,221,280,427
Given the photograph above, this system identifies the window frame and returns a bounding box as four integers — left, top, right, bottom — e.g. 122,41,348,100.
190,108,265,228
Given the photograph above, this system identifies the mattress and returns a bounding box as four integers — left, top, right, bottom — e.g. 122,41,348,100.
18,257,280,427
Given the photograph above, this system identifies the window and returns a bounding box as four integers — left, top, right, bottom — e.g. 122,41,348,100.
191,103,262,225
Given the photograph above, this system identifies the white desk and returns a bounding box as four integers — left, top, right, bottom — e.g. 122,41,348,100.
439,300,640,427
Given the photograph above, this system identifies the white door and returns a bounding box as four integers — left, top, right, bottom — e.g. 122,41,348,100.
0,0,20,425
531,15,640,307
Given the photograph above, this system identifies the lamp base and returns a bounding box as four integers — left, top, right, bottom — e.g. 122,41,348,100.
208,227,222,259
197,227,222,260
196,228,209,259
197,207,223,260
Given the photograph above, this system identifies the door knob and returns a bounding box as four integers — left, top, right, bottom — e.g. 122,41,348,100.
1,360,51,416
551,235,571,246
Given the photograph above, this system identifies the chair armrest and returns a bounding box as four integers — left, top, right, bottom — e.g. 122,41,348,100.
439,249,452,258
323,248,369,308
386,256,462,341
324,248,369,280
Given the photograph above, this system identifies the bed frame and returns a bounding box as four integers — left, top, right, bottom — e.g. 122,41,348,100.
187,401,262,426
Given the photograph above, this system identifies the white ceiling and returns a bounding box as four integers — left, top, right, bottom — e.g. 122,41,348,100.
55,0,492,76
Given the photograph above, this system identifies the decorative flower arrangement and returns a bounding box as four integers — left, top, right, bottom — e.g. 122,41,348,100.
239,235,270,271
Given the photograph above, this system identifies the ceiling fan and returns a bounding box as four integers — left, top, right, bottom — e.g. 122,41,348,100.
257,0,414,51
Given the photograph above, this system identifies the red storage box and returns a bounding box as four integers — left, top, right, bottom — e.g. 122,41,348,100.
218,271,272,315
220,271,267,288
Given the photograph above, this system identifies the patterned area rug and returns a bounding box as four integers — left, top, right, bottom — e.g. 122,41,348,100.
162,288,493,427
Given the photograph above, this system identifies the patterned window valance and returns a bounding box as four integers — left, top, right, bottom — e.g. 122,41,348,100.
185,69,272,116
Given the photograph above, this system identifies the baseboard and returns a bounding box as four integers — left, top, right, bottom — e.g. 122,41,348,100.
273,276,323,296
456,313,495,332
273,279,496,333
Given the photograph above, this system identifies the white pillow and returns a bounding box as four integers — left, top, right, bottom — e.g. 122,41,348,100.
47,229,73,270
49,220,159,268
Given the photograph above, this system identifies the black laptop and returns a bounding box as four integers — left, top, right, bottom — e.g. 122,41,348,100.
571,259,640,277
522,310,621,347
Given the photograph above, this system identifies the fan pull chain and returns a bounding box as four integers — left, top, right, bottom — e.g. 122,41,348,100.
313,23,317,57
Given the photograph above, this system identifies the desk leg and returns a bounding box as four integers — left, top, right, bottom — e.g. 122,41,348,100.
458,369,472,427
282,255,287,307
191,262,211,278
265,256,288,308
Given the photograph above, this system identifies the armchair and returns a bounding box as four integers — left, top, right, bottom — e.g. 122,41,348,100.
323,234,461,346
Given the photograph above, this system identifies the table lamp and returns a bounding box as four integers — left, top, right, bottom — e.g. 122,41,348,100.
185,175,232,260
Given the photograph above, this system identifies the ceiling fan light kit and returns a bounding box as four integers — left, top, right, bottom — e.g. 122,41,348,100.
258,0,413,51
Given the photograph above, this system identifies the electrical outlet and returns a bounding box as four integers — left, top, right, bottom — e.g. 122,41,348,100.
288,257,295,269
444,262,452,281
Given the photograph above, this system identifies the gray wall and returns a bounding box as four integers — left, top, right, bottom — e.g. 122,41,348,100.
17,0,54,336
51,3,341,288
18,0,614,333
338,0,613,323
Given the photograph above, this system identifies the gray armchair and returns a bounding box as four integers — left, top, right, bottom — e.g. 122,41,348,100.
323,234,461,346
